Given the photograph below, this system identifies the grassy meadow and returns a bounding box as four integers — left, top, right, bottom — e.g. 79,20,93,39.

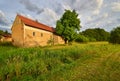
0,42,120,81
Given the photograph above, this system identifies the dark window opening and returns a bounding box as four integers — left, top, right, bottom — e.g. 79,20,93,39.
12,39,14,42
41,33,43,37
33,32,35,36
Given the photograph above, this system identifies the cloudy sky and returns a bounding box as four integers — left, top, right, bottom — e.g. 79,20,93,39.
0,0,120,32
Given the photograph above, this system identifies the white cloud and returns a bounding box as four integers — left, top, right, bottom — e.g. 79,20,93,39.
38,8,59,27
95,23,100,27
65,0,103,11
18,0,105,28
112,2,120,12
92,0,103,15
96,0,103,9
62,3,71,10
0,0,119,32
86,16,92,22
20,0,44,14
107,20,112,24
0,10,5,17
0,10,9,26
44,8,58,20
103,13,108,18
92,9,100,15
16,12,36,22
26,14,34,19
78,15,82,19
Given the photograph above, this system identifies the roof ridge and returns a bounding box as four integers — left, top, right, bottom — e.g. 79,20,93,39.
17,14,55,32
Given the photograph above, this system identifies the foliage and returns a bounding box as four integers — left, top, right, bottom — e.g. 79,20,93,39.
75,34,89,43
0,30,4,39
0,30,10,39
87,37,96,42
0,30,9,35
0,42,120,81
109,26,120,44
82,28,110,41
0,30,4,35
56,10,81,43
0,42,13,46
5,30,9,34
47,37,54,45
0,35,2,39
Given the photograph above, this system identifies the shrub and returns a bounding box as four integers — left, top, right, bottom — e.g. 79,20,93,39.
109,27,120,44
0,42,13,46
88,37,96,42
75,35,89,43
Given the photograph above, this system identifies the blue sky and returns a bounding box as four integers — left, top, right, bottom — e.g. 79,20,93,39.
0,0,120,32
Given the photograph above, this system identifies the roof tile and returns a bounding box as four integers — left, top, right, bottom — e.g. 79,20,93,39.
17,14,55,32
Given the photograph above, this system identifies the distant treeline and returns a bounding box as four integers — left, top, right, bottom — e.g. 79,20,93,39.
0,30,10,38
75,26,120,44
0,30,10,35
76,28,110,42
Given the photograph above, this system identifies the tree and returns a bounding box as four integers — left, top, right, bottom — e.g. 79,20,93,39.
75,34,89,43
0,30,4,40
82,28,110,41
55,10,81,44
0,30,4,35
5,30,9,34
109,26,120,44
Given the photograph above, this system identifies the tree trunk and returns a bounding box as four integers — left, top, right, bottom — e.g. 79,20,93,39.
65,39,68,44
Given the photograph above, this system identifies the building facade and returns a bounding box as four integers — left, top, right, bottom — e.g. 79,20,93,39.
11,14,64,47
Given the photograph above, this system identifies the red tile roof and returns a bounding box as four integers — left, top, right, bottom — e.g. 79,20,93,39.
17,14,55,32
2,34,11,38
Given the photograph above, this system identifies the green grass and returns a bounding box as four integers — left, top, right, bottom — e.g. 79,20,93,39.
0,42,120,81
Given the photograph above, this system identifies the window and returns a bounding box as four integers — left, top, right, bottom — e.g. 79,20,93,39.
33,32,35,36
50,36,52,39
41,33,43,37
12,39,14,42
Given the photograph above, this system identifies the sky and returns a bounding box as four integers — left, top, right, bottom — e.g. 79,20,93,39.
0,0,120,32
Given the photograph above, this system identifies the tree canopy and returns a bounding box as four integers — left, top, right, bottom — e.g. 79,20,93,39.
109,26,120,44
0,30,4,35
55,10,81,43
82,28,110,41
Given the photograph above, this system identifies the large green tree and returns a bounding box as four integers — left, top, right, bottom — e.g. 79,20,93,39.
109,26,120,44
55,10,81,44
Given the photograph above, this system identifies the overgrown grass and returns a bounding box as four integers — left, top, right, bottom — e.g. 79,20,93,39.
0,42,120,81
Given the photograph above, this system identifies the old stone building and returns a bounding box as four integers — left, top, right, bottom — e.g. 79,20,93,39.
11,14,64,47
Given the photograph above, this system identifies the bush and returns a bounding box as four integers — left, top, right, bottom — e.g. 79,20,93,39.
109,27,120,44
75,35,89,43
88,37,96,42
0,42,13,46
